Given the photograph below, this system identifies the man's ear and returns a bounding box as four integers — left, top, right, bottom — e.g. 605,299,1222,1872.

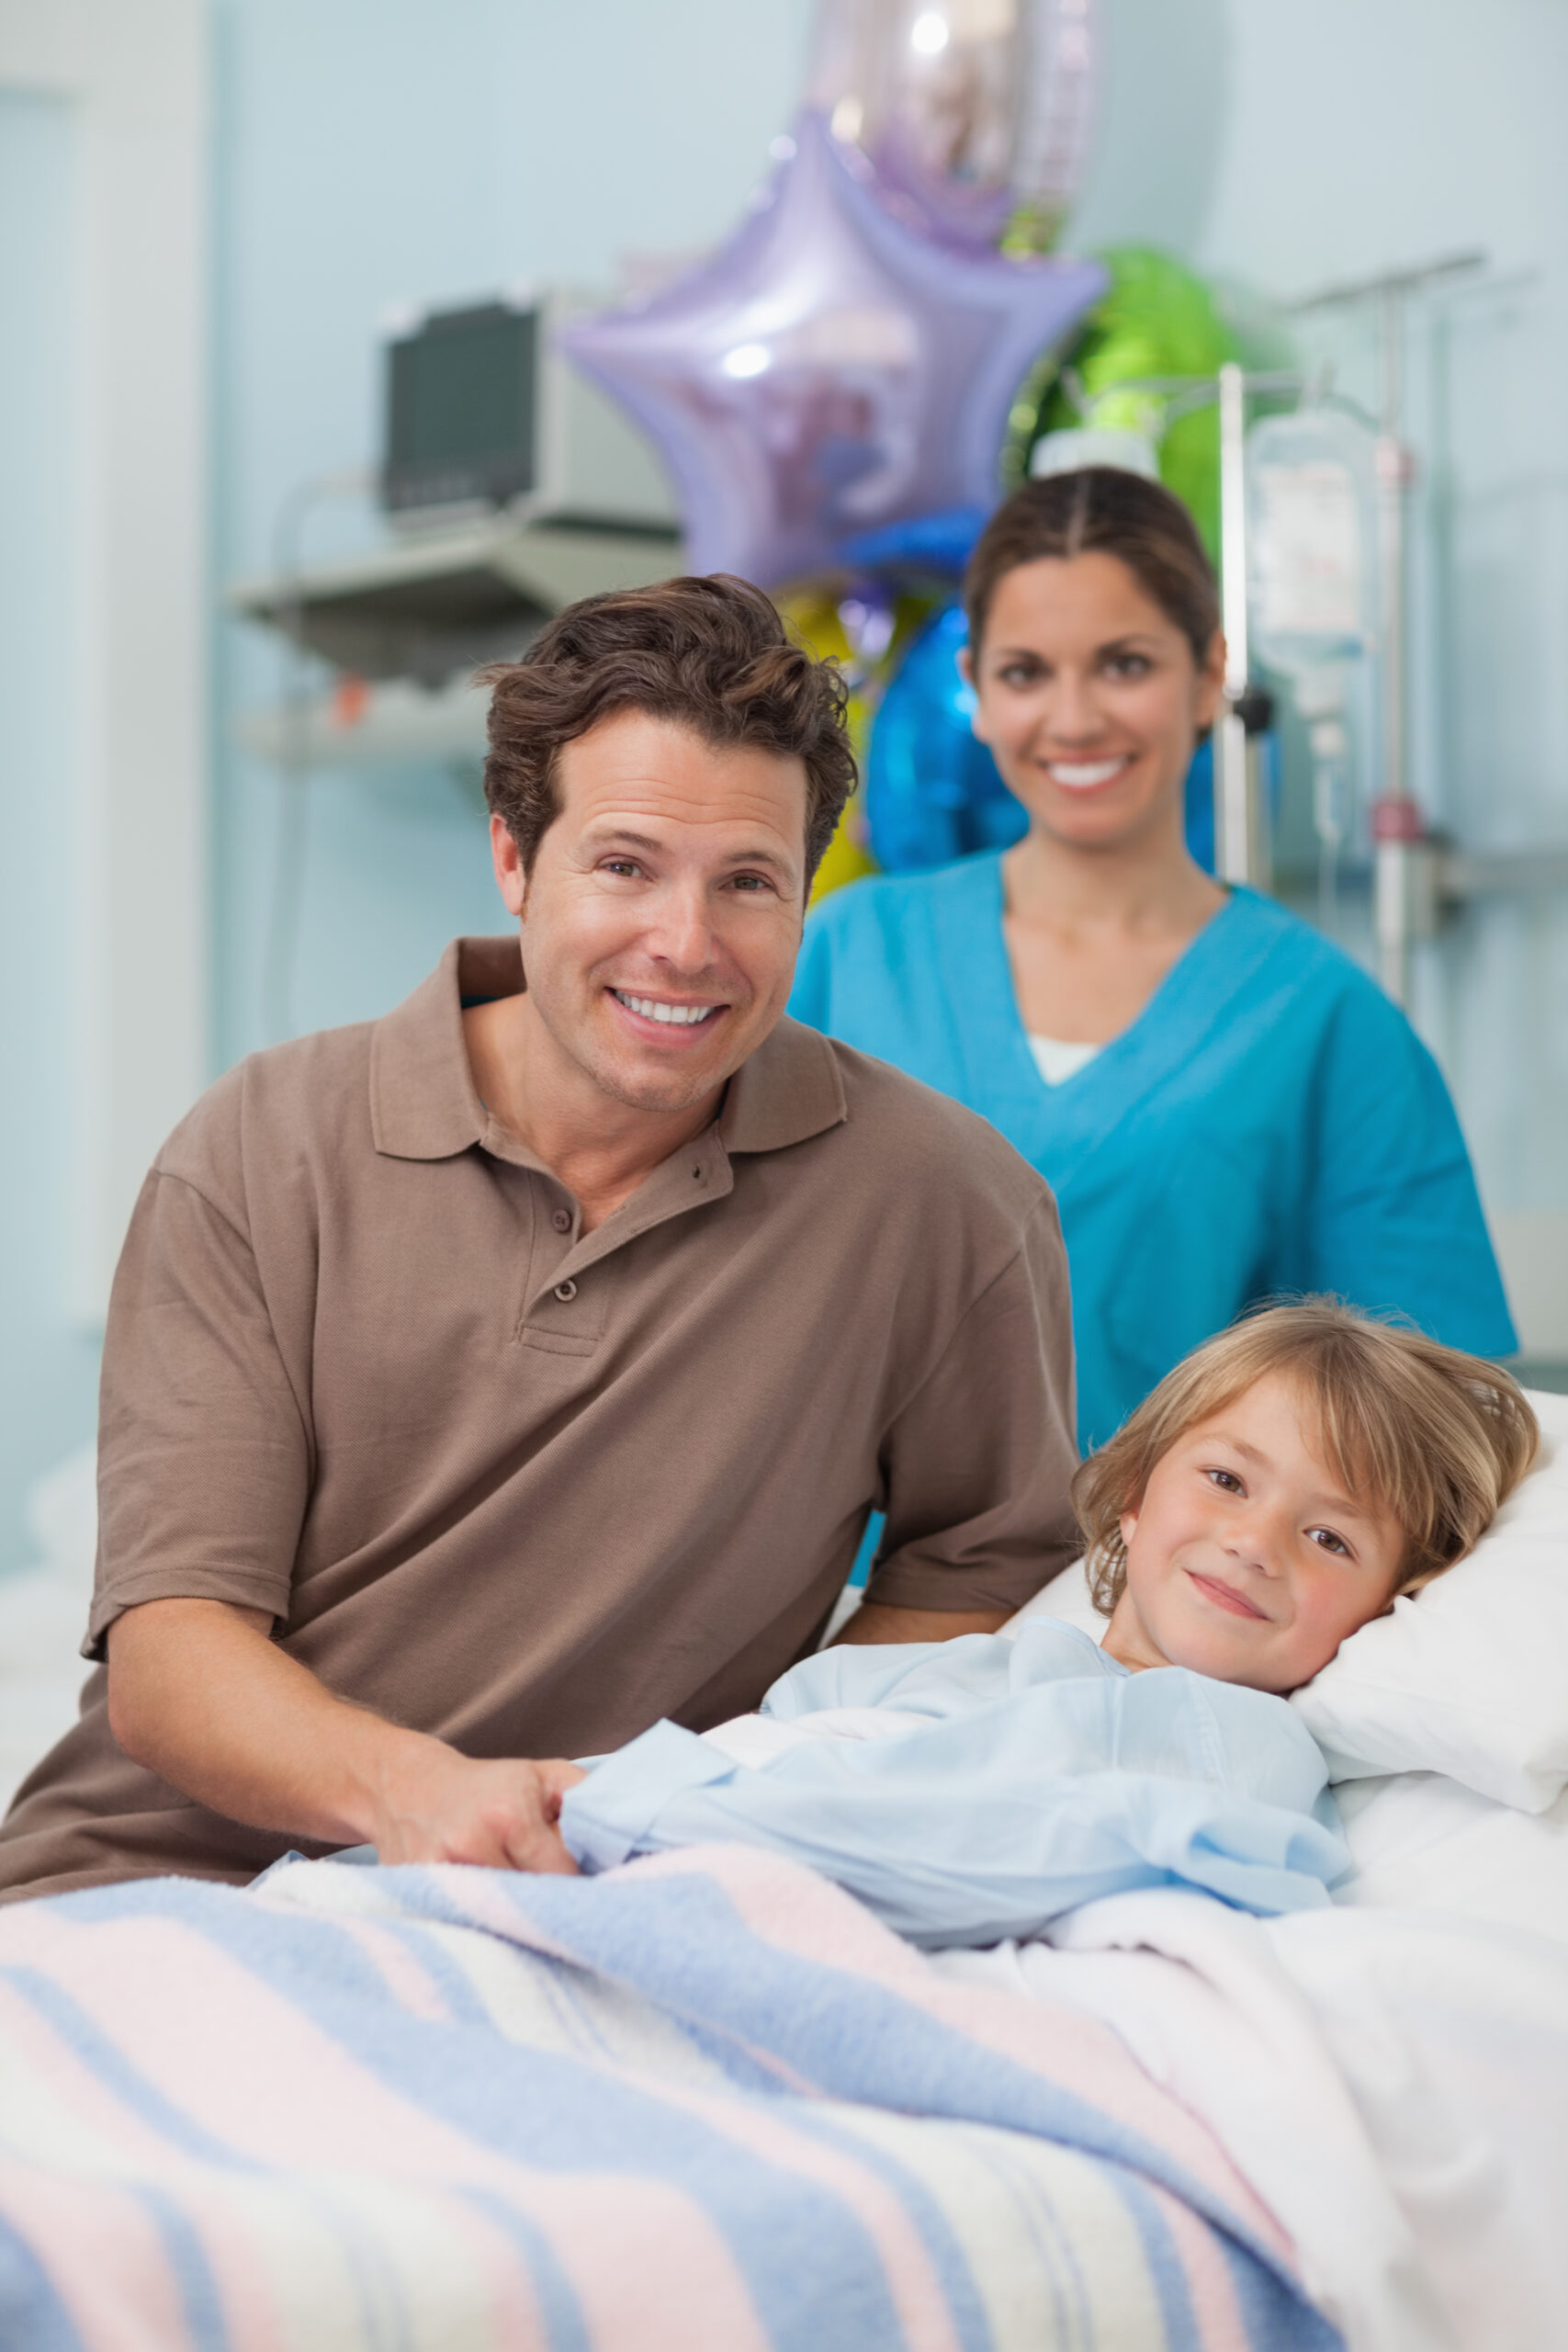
491,813,528,920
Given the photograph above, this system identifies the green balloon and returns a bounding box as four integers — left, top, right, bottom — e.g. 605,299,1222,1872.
1022,245,1241,559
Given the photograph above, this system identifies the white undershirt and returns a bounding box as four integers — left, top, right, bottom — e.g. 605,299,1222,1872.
1028,1034,1104,1088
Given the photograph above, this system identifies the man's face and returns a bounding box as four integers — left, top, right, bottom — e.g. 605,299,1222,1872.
494,708,811,1117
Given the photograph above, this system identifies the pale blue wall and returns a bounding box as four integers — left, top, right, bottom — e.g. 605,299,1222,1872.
1071,0,1568,1224
0,93,99,1572
212,0,817,1063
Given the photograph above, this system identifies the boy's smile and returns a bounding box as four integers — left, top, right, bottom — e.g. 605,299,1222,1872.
1102,1372,1408,1692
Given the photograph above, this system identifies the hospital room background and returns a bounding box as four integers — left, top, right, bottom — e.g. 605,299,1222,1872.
2,0,1567,1795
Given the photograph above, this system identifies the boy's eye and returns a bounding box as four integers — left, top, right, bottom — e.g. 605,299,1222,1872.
1306,1527,1350,1556
1205,1468,1244,1495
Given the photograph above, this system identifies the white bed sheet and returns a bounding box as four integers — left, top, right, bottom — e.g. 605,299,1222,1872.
930,1883,1568,2352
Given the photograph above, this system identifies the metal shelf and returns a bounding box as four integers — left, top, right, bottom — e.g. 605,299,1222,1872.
229,511,684,687
235,674,492,770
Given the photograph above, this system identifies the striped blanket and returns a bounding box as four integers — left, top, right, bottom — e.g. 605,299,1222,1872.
0,1844,1341,2352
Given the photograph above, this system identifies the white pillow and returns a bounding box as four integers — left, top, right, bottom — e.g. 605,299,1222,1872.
1333,1771,1568,1944
1004,1556,1104,1642
1292,1389,1568,1811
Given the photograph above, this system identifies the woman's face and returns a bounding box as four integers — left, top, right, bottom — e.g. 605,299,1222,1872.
964,551,1224,853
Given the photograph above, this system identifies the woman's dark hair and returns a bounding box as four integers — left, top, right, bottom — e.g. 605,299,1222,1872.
964,468,1221,665
479,573,857,879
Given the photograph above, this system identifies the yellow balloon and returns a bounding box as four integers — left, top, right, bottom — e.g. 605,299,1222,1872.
809,815,879,904
773,585,880,907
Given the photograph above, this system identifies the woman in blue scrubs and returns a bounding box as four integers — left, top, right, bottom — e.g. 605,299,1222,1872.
790,469,1515,1451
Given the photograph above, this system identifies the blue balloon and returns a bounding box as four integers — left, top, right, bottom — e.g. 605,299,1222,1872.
1184,735,1215,876
866,602,1219,876
866,605,1028,872
837,505,987,580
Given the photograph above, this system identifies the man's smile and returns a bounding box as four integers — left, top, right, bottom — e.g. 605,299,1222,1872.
610,988,726,1031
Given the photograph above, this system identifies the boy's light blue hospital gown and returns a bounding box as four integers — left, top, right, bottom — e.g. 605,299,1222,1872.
787,857,1516,1451
559,1620,1348,1948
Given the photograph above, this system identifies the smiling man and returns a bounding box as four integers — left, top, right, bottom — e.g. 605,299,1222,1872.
0,575,1077,1904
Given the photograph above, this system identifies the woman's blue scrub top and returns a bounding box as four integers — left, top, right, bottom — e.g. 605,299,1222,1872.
789,853,1516,1452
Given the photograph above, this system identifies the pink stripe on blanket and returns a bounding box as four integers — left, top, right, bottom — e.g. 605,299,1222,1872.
615,1847,1292,2261
318,1912,456,2022
0,1973,291,2352
0,2149,194,2352
611,2064,965,2352
1147,2181,1255,2352
1,1965,541,2352
0,1907,767,2352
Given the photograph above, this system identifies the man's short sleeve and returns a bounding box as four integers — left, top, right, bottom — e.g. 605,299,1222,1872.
87,1166,312,1656
863,1192,1079,1616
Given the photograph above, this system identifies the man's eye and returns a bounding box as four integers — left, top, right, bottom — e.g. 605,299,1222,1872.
1307,1527,1351,1556
1206,1468,1244,1494
728,873,773,894
602,859,642,879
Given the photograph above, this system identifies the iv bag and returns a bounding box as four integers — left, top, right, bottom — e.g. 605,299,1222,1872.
1247,406,1378,674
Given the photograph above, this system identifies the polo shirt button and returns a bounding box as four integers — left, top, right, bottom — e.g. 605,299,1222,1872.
551,1208,570,1232
554,1279,578,1303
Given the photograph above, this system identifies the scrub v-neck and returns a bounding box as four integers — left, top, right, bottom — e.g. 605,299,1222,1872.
930,851,1256,1199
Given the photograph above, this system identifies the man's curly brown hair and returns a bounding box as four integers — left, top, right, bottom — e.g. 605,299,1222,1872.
479,573,857,880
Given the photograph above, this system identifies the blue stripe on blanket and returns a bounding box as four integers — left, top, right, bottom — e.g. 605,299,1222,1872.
1,1851,1344,2352
0,2213,85,2352
369,1863,1305,2285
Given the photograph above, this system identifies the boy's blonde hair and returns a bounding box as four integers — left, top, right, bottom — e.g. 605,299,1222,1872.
1074,1299,1539,1618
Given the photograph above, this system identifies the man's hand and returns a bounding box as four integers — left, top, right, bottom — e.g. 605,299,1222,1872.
369,1747,586,1871
107,1597,587,1871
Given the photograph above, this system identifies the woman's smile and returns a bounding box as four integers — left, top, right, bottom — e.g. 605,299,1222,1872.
1040,753,1137,793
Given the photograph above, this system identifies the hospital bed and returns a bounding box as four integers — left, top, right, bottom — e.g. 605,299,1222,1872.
1,1399,1565,2351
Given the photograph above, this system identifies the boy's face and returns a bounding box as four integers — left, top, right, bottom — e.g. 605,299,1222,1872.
1103,1372,1407,1693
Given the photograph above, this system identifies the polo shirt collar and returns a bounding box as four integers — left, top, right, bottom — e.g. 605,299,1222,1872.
371,936,847,1163
718,1016,847,1153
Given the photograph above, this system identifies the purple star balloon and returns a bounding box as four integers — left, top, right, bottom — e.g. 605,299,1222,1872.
558,109,1106,588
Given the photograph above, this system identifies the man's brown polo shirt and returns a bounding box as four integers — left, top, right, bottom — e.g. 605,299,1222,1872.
0,938,1077,1903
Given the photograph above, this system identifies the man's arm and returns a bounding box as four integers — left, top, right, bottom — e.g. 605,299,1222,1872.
107,1599,583,1870
830,1600,1010,1646
848,1196,1080,1629
94,1164,585,1871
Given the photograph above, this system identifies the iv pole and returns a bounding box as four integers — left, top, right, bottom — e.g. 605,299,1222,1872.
1291,251,1484,1007
1213,361,1272,887
1046,364,1296,888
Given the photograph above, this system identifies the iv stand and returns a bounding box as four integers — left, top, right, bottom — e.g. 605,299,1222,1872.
1292,251,1484,1007
1214,361,1269,888
1052,364,1298,889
